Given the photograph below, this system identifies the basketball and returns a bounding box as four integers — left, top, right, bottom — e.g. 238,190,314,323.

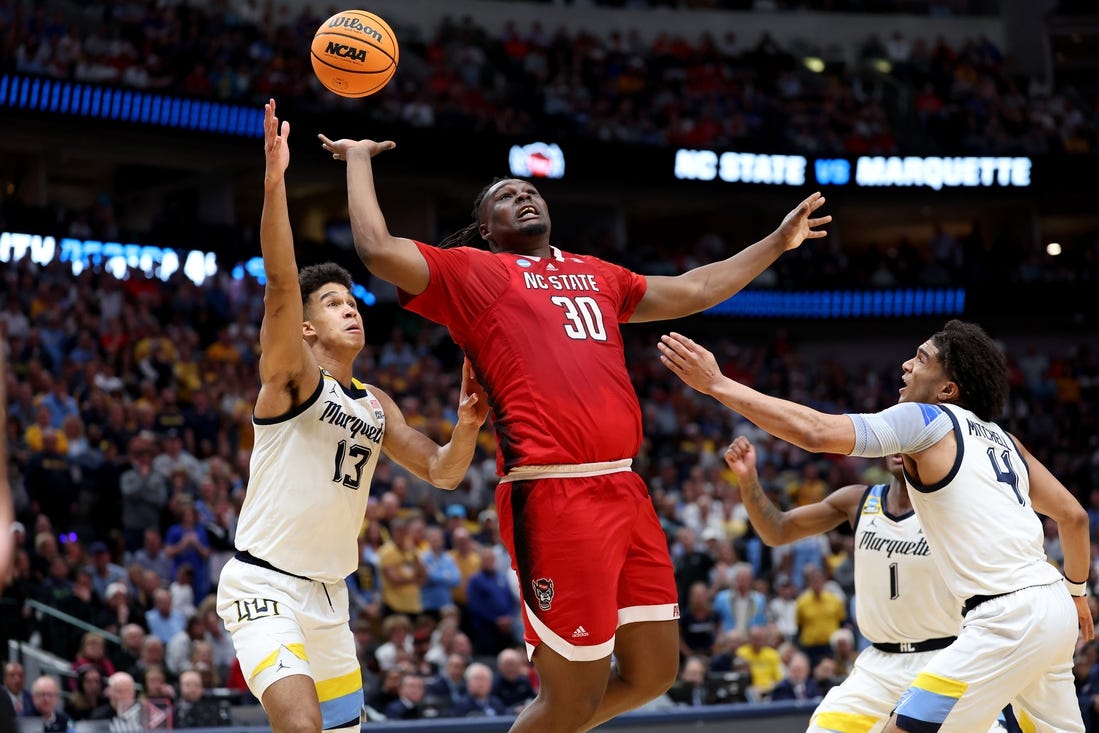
310,9,399,98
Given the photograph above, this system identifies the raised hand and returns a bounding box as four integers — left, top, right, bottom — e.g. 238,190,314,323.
318,134,395,161
263,98,290,179
657,332,725,396
723,436,757,477
774,191,831,252
457,358,490,427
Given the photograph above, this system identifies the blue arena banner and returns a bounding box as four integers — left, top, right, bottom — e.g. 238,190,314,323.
0,74,263,137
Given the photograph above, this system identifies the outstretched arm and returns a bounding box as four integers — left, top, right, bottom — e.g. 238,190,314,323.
660,332,855,455
0,354,13,590
318,135,429,294
375,360,490,489
1021,437,1094,641
725,436,860,546
630,193,830,322
255,99,317,420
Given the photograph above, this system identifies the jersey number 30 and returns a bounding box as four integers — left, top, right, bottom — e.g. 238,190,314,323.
551,296,607,341
333,439,372,490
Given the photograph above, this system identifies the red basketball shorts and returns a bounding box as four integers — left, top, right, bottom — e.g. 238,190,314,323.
496,469,679,662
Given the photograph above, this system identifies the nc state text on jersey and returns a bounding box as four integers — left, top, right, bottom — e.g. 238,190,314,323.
523,272,600,292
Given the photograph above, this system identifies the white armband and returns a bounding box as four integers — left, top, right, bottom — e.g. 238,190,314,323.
846,403,953,458
1065,576,1088,597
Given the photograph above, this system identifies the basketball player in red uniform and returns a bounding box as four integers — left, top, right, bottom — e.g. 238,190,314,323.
320,132,829,733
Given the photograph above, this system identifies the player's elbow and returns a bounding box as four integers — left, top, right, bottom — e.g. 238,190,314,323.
796,413,850,455
759,526,796,548
352,231,392,267
1058,502,1089,532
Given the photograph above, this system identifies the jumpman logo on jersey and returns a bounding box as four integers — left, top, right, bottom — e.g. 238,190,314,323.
329,383,340,396
275,659,289,673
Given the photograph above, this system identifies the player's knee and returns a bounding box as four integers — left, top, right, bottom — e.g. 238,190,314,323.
620,647,677,696
269,707,323,733
529,688,602,730
654,662,678,695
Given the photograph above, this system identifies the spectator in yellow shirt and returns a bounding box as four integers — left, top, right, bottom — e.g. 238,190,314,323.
795,565,846,668
735,626,784,697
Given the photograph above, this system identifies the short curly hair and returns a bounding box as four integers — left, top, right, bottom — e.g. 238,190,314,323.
298,262,353,310
929,319,1008,422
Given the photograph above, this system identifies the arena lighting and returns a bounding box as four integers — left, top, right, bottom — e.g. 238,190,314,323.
705,288,966,319
508,142,566,179
0,231,216,284
0,74,263,137
803,56,826,73
0,232,377,303
1046,242,1062,256
232,256,376,305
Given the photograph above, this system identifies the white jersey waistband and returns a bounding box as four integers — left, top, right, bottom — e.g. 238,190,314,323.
498,458,633,483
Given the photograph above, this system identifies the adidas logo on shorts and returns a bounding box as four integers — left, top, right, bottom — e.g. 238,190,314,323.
571,626,589,638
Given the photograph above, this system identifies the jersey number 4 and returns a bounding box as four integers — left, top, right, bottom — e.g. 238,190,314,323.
333,439,372,490
551,296,607,341
985,447,1025,505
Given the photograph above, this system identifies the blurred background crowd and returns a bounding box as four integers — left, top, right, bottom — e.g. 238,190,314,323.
2,0,1099,729
2,0,1097,156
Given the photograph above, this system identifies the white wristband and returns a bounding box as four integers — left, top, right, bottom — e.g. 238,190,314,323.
1065,577,1087,597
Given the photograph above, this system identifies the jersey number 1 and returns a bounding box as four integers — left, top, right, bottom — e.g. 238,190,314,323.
333,439,372,490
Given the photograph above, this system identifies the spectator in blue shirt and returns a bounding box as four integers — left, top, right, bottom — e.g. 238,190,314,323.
145,588,186,645
450,663,507,718
464,547,518,658
85,541,127,601
420,526,461,620
163,498,211,601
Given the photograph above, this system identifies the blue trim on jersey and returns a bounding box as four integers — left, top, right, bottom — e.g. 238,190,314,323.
879,481,915,522
319,689,363,730
1005,434,1030,484
896,714,943,733
323,369,369,400
903,406,964,494
917,403,944,425
895,686,959,729
252,372,324,426
852,484,875,534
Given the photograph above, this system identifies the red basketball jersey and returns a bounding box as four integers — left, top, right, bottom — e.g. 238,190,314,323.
399,242,647,474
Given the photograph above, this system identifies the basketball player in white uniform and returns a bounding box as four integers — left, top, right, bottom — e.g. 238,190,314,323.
216,99,490,733
659,320,1091,733
724,437,1007,733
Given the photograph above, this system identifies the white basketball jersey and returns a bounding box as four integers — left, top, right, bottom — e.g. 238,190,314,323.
904,404,1060,600
853,483,962,644
234,370,385,583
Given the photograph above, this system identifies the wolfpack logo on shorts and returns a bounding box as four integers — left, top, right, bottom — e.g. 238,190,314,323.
533,578,554,611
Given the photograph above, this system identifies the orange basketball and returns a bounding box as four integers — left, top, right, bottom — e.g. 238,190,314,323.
310,9,399,98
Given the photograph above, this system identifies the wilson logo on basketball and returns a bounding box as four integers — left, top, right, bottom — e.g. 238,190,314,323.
327,16,383,42
325,42,367,62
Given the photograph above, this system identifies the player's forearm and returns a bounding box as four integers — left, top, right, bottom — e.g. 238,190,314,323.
1057,506,1091,587
707,380,839,454
260,176,299,286
737,470,791,546
0,355,12,549
426,422,481,490
675,235,787,312
345,148,394,269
